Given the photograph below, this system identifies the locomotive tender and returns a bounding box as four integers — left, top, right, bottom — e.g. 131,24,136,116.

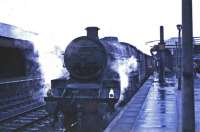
45,27,153,131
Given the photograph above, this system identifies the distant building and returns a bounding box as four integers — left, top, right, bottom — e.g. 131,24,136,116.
165,36,200,69
165,36,200,55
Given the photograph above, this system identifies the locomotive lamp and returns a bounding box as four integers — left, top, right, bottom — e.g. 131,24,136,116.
108,88,115,112
109,88,114,99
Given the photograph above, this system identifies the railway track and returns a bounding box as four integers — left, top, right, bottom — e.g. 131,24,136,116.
0,104,53,132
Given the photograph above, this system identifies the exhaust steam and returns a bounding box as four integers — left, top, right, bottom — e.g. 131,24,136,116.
111,56,138,104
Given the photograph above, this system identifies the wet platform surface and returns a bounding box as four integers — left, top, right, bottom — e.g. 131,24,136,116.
132,76,179,132
105,74,200,132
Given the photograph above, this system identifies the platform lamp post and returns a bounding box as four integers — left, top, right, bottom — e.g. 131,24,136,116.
176,24,182,90
175,42,178,79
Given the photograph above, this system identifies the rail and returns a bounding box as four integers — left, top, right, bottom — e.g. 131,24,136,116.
0,104,51,131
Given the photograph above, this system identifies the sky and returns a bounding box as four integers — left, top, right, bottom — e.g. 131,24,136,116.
0,0,199,54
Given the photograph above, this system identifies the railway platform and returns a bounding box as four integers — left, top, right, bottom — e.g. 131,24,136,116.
104,73,200,132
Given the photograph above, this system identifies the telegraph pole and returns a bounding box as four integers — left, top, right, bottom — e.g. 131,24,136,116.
182,0,195,131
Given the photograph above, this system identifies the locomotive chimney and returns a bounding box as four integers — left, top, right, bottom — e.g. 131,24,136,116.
85,27,99,40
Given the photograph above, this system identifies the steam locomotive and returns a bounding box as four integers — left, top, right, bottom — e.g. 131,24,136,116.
45,27,153,132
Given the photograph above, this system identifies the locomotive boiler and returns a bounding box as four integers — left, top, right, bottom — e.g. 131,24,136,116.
45,27,152,132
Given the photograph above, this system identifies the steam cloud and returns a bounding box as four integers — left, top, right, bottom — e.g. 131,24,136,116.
32,35,69,96
111,56,138,103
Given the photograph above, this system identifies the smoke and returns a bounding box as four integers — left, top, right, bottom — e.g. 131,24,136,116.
32,35,69,96
10,26,70,96
111,56,138,103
